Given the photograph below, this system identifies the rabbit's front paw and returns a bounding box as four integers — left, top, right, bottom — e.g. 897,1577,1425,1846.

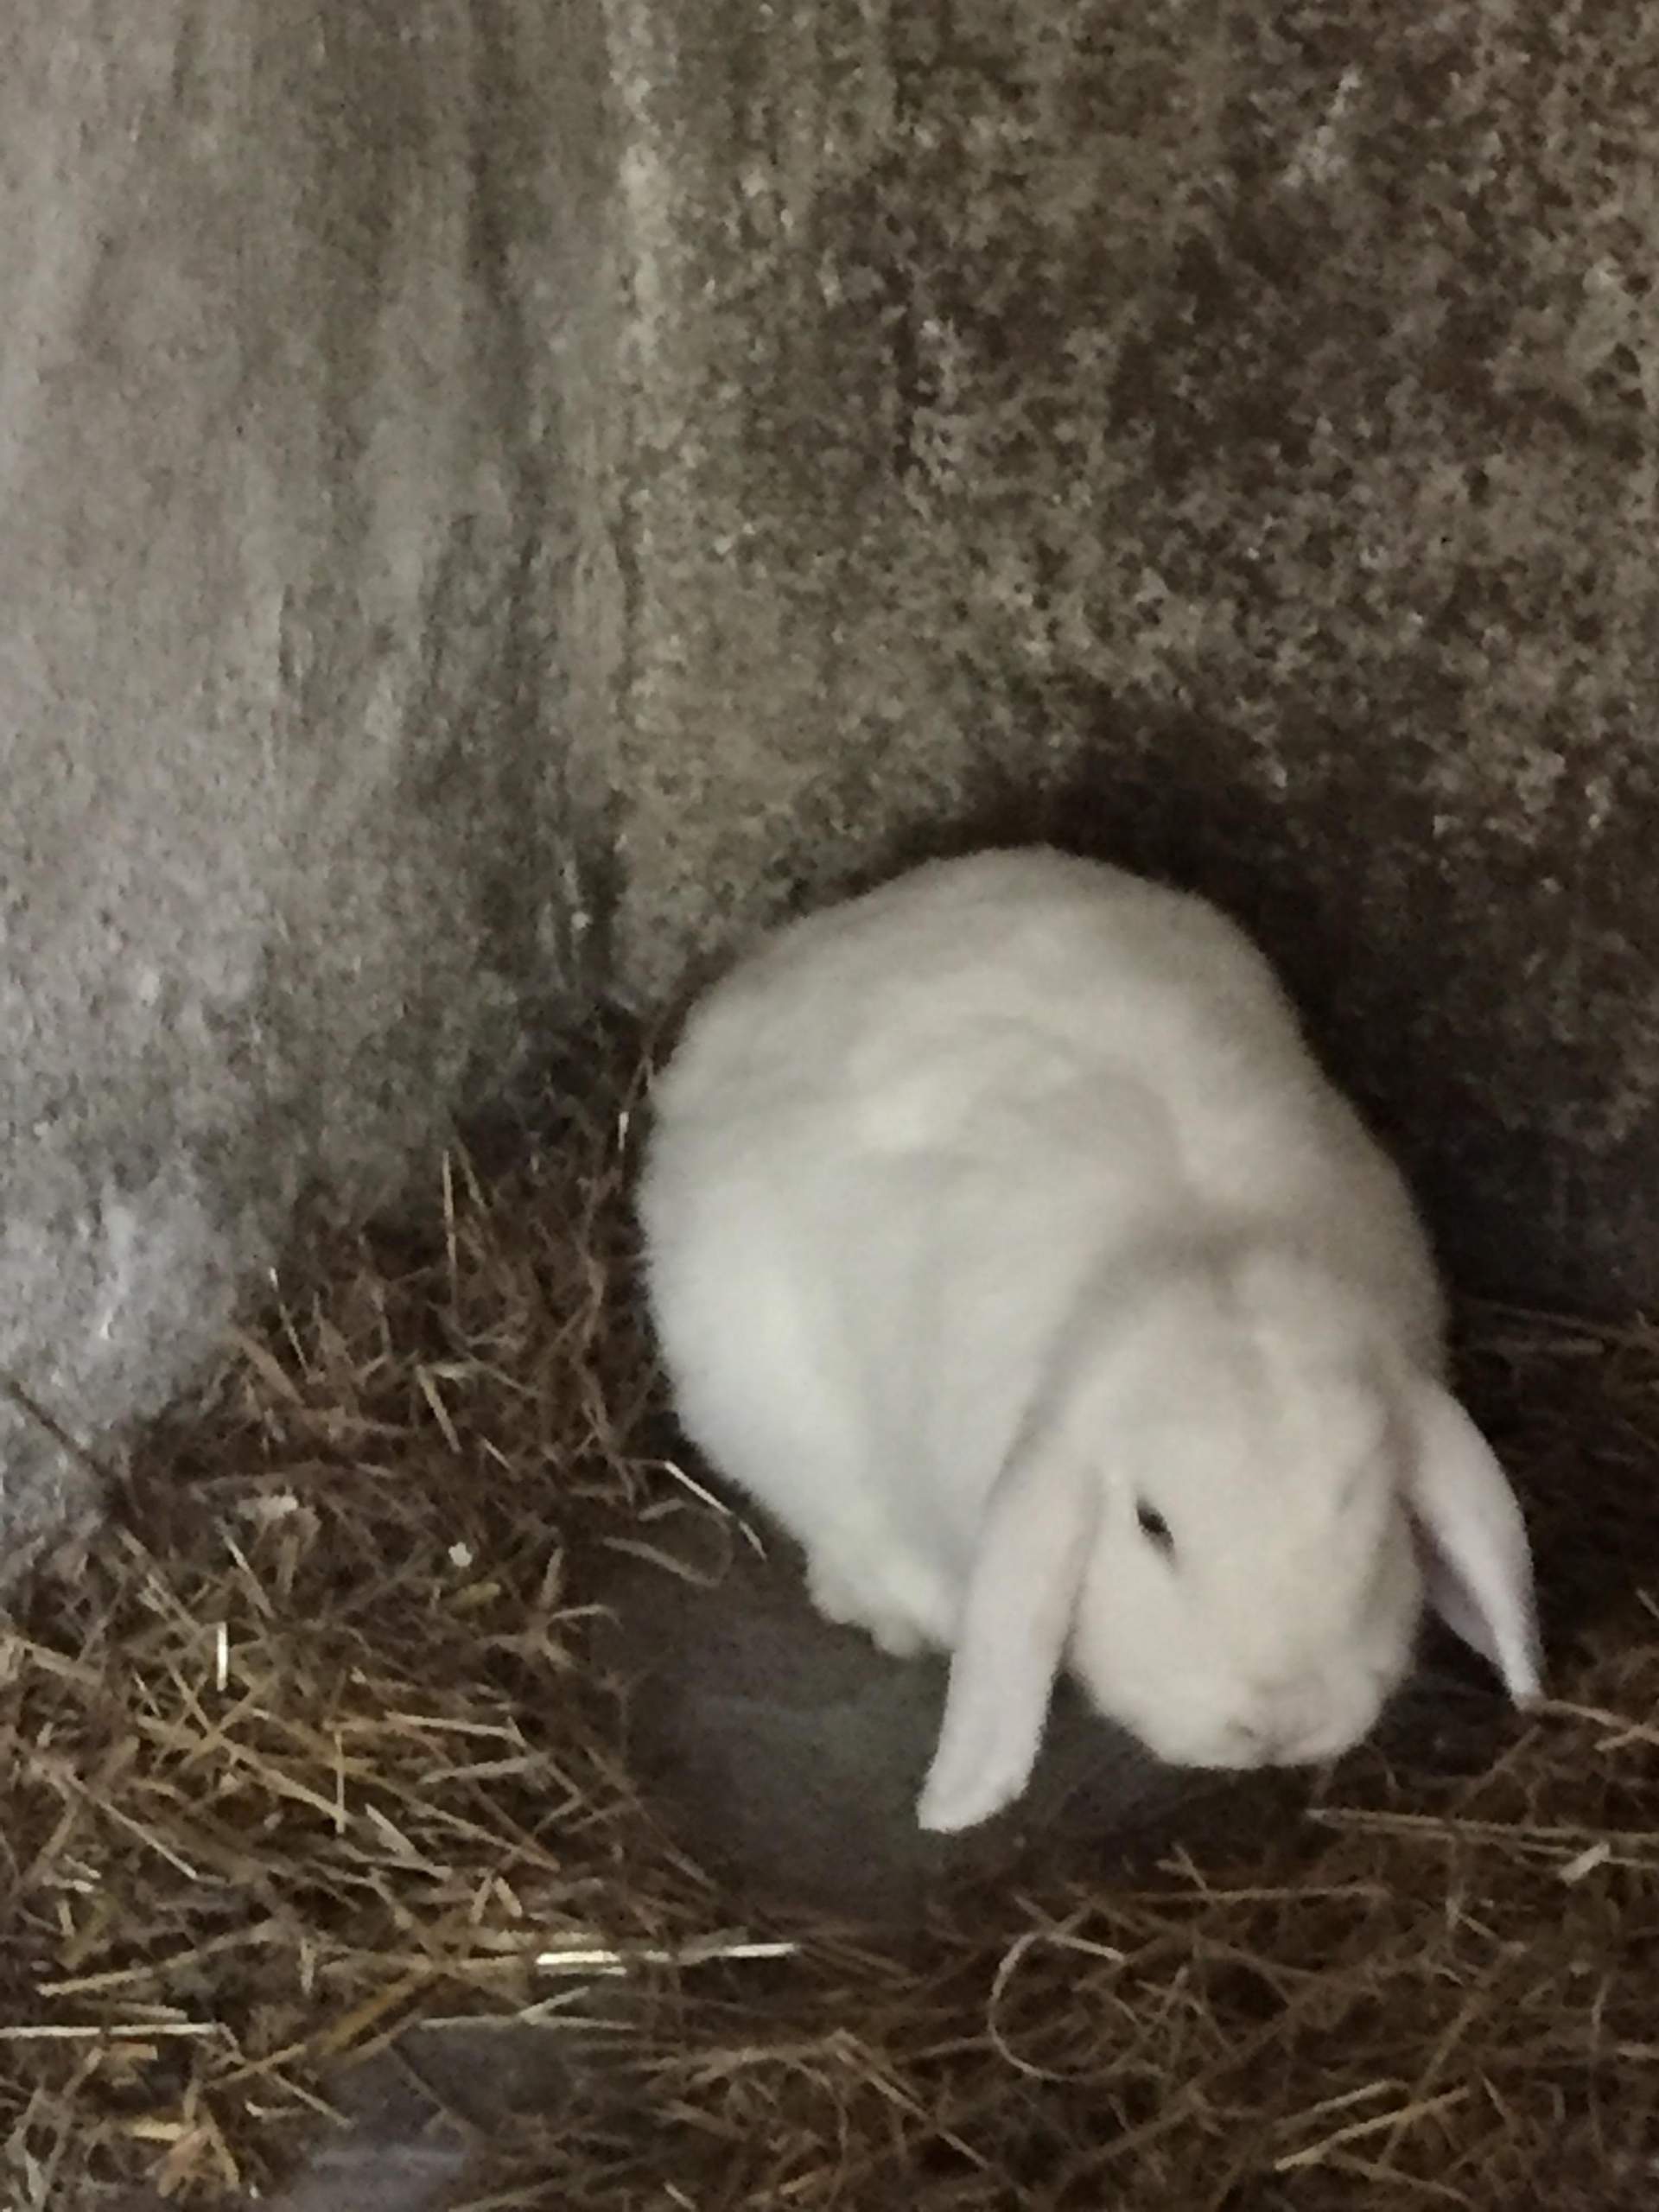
805,1550,935,1658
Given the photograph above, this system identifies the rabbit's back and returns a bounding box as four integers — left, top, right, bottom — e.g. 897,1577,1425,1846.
655,850,1422,1300
657,849,1283,1130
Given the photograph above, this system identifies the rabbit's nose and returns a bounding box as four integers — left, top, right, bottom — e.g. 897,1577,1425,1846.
1246,1683,1343,1765
1251,1679,1381,1768
1210,1718,1276,1768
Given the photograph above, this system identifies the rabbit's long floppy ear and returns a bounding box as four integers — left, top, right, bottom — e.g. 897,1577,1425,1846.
916,1437,1099,1834
1402,1380,1542,1704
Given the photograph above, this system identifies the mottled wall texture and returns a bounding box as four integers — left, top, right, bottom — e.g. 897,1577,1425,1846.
3,0,1656,1569
0,3,590,1569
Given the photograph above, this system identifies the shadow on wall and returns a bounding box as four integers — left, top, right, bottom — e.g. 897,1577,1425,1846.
728,686,1627,1313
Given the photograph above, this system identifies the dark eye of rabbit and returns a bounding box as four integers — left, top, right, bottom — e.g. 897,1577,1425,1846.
1136,1500,1174,1554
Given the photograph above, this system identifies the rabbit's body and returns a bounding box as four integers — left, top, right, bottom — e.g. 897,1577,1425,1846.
640,850,1539,1832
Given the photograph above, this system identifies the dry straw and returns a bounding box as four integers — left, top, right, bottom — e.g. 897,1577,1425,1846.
3,1027,1659,2207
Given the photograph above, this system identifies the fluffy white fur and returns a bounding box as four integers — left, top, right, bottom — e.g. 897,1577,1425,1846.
639,849,1541,1834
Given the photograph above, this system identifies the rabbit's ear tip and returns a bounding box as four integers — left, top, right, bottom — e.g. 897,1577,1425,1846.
914,1749,1021,1834
915,1782,984,1835
1507,1642,1544,1707
916,1776,974,1834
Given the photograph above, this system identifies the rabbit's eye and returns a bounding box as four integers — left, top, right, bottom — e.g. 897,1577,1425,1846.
1135,1500,1174,1554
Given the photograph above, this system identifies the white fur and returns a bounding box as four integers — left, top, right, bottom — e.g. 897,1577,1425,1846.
639,849,1541,1834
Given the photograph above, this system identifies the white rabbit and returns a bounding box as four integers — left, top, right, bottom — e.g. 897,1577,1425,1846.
638,848,1541,1834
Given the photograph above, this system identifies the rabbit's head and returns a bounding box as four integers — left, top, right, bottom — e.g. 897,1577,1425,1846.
918,1246,1540,1832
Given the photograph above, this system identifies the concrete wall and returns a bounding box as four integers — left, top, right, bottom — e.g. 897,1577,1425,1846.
0,3,588,1567
3,0,1656,1570
589,1,1659,1313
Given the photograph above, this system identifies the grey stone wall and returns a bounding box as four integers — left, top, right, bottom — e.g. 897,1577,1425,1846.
588,1,1659,1312
3,0,1656,1572
0,3,586,1568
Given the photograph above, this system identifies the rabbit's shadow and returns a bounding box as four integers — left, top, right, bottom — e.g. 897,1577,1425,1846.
588,1454,1522,1927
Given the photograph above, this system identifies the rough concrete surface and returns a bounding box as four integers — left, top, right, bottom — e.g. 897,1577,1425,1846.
0,3,590,1571
4,5,1659,1551
588,0,1659,1315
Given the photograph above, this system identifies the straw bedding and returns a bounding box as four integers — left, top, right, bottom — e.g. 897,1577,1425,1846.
3,1025,1658,2209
